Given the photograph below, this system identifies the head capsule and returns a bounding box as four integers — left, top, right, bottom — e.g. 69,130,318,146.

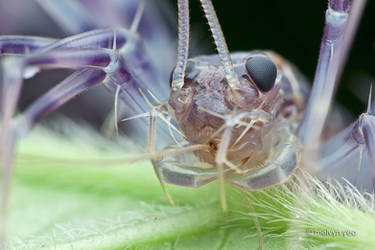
168,52,297,164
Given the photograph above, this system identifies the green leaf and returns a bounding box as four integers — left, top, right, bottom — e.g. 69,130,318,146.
5,125,375,249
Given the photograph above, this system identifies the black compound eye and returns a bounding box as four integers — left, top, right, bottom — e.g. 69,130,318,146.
245,56,277,92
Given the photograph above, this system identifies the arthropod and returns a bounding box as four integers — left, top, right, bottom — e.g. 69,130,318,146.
0,0,373,243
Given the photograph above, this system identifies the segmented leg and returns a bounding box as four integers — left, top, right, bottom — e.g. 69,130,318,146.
0,28,131,65
0,28,132,57
317,93,375,190
0,26,169,140
298,0,350,146
15,69,106,137
1,47,116,141
298,0,372,187
0,36,56,55
0,68,106,247
25,30,170,139
40,28,128,51
0,23,173,243
37,0,175,79
298,0,367,148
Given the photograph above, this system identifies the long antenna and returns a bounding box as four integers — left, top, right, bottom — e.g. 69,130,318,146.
172,0,190,90
199,0,240,89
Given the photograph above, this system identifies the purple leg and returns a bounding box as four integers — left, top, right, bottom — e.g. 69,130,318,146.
298,0,350,145
0,7,174,99
0,29,139,139
0,49,112,241
363,115,375,185
0,47,114,143
305,0,374,189
0,59,156,243
78,0,176,72
1,26,168,146
299,0,367,147
0,133,14,248
317,106,375,191
0,28,131,56
0,69,105,244
25,49,114,69
36,27,170,97
36,0,175,78
17,69,106,137
0,36,56,55
0,19,174,241
40,28,129,51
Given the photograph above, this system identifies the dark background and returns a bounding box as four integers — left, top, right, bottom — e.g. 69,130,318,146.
168,0,375,116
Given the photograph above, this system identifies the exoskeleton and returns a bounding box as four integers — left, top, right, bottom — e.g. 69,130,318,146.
0,0,373,240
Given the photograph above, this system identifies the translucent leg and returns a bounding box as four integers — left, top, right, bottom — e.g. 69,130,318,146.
298,0,367,147
0,28,141,144
16,69,106,137
0,68,105,246
0,30,166,243
83,0,176,76
0,28,134,56
0,135,14,249
36,0,175,78
40,28,131,51
317,94,375,191
1,48,115,146
0,36,56,55
297,0,370,188
25,48,114,69
298,0,349,145
7,47,167,145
